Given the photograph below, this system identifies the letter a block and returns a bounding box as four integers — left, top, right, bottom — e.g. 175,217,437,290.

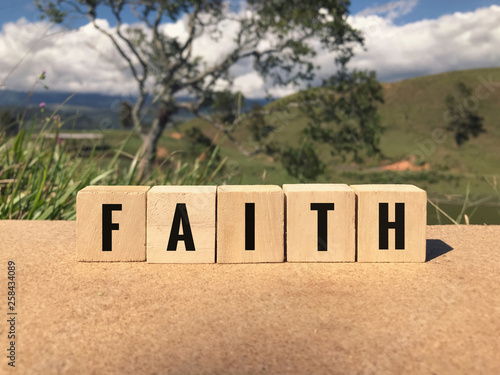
77,186,150,261
351,184,427,262
147,186,216,263
217,185,284,263
284,184,355,262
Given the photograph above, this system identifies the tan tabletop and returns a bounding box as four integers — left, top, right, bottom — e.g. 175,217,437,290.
1,221,499,374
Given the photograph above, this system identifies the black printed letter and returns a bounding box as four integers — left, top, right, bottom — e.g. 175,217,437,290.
379,203,405,250
245,203,255,250
102,204,122,251
310,203,335,251
167,203,195,251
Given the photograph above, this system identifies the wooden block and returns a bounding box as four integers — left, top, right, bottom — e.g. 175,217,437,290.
217,185,284,263
283,184,355,262
147,186,216,263
77,186,150,261
351,184,427,262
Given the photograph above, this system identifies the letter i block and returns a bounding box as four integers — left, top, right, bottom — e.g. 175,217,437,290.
351,185,427,262
147,186,216,263
77,186,150,261
283,184,355,262
217,185,284,263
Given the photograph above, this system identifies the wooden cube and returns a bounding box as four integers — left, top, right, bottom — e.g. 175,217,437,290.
77,186,150,261
217,185,284,263
147,186,216,263
351,184,427,262
283,184,355,262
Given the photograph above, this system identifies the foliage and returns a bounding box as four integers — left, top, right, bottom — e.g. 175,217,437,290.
303,70,384,161
445,81,485,146
251,69,384,181
280,140,325,181
184,126,213,149
183,126,223,175
119,101,134,129
206,90,244,125
247,104,275,143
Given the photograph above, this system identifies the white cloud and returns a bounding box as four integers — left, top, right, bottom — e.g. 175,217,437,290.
346,5,500,83
0,5,499,99
0,18,138,95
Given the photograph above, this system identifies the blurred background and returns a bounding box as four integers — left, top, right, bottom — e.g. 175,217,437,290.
1,0,499,224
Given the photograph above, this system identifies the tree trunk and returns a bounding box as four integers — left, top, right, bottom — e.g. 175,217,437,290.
137,103,173,181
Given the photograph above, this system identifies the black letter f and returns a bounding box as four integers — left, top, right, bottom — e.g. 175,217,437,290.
102,204,122,251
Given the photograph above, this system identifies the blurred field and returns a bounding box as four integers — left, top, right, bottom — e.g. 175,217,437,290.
3,67,499,223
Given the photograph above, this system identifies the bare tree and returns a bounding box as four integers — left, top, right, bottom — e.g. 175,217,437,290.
37,0,363,178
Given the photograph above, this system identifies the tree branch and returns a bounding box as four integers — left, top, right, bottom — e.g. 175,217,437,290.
109,4,148,86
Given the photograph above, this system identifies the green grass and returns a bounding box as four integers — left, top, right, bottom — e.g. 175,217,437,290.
0,119,226,220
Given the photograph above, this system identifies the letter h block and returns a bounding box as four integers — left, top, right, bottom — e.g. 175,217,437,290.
284,184,355,262
147,186,216,263
217,185,284,263
77,186,150,261
351,185,427,262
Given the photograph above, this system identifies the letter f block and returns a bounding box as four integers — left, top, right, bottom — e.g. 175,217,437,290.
77,186,150,261
351,185,427,262
147,186,216,263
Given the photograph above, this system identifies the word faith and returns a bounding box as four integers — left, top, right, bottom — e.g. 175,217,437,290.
76,184,426,263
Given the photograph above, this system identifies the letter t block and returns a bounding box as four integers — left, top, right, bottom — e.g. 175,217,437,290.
351,184,427,262
284,184,355,262
77,186,150,261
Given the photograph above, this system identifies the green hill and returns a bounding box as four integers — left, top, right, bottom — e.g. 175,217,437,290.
378,67,500,175
170,67,499,176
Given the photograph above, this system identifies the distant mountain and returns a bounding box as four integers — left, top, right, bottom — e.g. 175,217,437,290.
0,89,271,110
0,89,272,130
0,90,127,108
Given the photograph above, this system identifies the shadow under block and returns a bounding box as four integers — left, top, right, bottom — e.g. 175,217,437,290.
351,184,427,263
147,186,216,263
77,186,150,261
284,184,355,262
217,185,284,263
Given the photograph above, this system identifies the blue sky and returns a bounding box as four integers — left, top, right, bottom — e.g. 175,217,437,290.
349,0,500,24
1,1,499,96
2,0,500,27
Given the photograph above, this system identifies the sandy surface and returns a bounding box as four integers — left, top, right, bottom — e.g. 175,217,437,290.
1,221,499,374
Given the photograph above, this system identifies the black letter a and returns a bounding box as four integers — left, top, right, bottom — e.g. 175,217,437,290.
167,203,195,251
